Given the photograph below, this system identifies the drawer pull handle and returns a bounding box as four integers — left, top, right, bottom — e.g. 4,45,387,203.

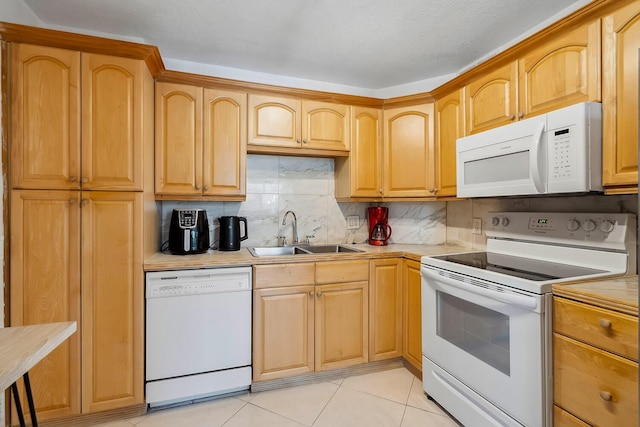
599,319,612,329
599,391,613,401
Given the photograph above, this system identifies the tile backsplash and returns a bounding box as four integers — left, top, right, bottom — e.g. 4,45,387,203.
160,155,447,249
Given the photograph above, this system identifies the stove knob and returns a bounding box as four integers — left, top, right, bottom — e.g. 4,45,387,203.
583,219,596,232
500,217,510,227
491,216,500,226
566,219,580,231
599,220,615,233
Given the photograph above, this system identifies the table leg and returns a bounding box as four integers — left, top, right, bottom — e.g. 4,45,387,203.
23,373,39,427
10,382,26,427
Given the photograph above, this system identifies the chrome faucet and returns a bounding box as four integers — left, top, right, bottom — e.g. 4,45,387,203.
282,210,299,244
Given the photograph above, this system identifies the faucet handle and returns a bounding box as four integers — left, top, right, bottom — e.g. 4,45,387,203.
304,234,315,244
277,236,288,247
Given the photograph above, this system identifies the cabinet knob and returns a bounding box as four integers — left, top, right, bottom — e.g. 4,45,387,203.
296,139,301,144
195,185,201,190
508,114,516,121
599,391,613,402
429,188,437,194
69,176,77,183
81,177,89,183
599,318,612,329
303,139,308,144
316,291,322,297
81,199,89,205
203,185,209,191
69,198,76,205
309,291,314,297
518,111,525,119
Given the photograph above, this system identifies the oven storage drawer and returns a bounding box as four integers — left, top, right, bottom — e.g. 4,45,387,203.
554,298,638,361
553,334,638,427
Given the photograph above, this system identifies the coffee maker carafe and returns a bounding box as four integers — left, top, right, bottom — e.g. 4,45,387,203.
368,206,392,246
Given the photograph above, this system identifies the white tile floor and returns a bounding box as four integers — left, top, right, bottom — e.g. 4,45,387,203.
96,368,461,427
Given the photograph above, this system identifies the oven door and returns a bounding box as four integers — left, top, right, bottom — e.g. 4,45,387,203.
421,265,551,427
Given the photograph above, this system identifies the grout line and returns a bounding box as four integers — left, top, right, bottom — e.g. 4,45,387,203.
309,380,342,426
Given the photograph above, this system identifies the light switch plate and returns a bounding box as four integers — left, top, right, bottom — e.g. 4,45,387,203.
472,218,482,235
347,215,360,229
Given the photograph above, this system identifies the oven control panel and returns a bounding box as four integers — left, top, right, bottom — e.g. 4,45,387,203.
486,212,635,250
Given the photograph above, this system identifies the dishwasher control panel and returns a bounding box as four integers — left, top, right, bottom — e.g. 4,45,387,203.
146,266,252,298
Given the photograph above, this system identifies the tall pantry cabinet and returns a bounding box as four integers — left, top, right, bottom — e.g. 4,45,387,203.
8,42,157,422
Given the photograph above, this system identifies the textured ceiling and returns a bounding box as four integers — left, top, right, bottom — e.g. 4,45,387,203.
22,0,585,91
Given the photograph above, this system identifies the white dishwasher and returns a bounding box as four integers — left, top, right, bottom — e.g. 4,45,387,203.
145,266,252,407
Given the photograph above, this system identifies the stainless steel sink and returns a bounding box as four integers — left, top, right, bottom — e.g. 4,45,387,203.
297,244,363,254
247,244,362,257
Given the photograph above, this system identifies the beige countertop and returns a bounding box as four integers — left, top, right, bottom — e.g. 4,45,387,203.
0,321,77,391
552,275,638,317
144,243,471,271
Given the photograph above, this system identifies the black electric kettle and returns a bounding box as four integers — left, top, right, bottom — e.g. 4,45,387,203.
218,216,248,251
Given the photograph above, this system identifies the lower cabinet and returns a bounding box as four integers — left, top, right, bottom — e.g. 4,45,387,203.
252,261,369,381
369,258,403,361
553,297,638,427
402,259,422,373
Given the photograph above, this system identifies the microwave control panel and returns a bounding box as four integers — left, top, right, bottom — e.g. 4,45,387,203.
549,126,574,181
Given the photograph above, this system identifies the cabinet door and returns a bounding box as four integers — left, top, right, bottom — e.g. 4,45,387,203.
302,101,350,151
315,281,368,371
253,286,315,381
81,192,144,412
383,103,435,197
82,54,146,191
155,82,203,195
369,259,402,361
466,62,517,134
435,89,464,197
10,43,81,190
602,3,640,190
518,20,600,119
248,94,301,148
10,190,81,420
403,259,422,373
203,89,247,196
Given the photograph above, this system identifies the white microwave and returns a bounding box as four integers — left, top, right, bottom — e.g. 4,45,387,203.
456,102,602,198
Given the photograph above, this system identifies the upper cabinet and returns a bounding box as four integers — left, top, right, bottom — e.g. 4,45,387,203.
435,88,465,198
602,2,640,192
383,103,436,197
155,81,246,199
335,106,382,198
465,20,600,135
248,94,350,154
10,44,147,191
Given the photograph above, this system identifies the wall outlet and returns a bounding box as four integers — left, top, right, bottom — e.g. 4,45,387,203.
472,218,482,235
347,215,360,230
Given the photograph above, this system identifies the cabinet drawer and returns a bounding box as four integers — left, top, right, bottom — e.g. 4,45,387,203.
554,334,638,427
315,260,369,284
553,405,589,427
554,297,638,361
253,263,315,289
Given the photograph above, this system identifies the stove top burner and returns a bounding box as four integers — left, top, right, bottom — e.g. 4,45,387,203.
432,252,607,282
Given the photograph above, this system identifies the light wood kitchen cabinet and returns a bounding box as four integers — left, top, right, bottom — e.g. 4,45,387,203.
553,297,638,427
10,190,82,420
155,82,247,198
80,192,144,412
248,94,350,152
253,285,315,381
466,21,599,135
602,2,640,192
402,259,422,374
10,45,146,191
383,103,436,197
253,261,368,380
435,89,464,197
369,259,402,361
335,106,382,198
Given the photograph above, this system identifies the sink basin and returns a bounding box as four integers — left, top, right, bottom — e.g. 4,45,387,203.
298,244,363,254
247,246,311,257
247,244,362,257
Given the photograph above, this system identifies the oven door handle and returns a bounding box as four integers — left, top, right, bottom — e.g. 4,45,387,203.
421,267,538,310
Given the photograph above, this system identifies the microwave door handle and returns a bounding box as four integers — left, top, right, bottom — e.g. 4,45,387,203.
421,267,538,311
529,122,545,193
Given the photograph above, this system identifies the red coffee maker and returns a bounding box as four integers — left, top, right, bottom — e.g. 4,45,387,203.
368,206,392,246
